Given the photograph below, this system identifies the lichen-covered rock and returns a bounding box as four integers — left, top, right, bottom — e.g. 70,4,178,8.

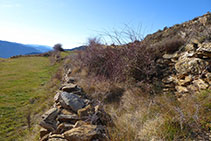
59,92,85,112
175,58,208,75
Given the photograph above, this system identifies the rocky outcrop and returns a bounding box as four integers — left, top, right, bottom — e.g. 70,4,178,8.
161,40,211,98
39,68,112,141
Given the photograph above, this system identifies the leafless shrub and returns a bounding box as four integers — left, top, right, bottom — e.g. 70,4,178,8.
78,37,159,83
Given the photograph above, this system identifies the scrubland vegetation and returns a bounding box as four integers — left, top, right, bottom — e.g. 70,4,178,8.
69,38,210,140
65,13,211,140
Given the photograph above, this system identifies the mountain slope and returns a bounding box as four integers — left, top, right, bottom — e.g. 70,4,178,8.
26,44,52,52
64,45,87,51
0,40,53,58
0,40,41,58
63,12,211,141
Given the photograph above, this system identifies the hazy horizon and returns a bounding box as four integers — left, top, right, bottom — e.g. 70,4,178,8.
0,0,210,49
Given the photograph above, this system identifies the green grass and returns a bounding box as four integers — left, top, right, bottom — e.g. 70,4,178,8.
60,51,71,58
0,56,60,141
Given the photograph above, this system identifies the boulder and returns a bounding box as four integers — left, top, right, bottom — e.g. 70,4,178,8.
63,122,104,141
175,58,208,75
40,108,59,131
59,92,85,112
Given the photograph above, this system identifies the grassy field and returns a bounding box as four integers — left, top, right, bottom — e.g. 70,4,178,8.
0,56,61,140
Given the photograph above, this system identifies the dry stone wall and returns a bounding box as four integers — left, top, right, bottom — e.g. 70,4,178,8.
162,41,211,99
39,68,112,141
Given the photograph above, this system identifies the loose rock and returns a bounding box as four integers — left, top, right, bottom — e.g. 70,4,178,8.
175,58,208,75
59,92,85,112
63,122,105,141
40,108,59,131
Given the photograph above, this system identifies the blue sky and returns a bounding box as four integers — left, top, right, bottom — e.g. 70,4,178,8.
0,0,210,49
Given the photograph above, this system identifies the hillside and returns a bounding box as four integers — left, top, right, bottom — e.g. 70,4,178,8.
0,13,210,141
0,40,52,58
36,12,211,141
26,44,52,53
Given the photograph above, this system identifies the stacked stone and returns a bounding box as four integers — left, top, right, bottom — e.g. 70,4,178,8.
39,69,111,141
162,40,211,98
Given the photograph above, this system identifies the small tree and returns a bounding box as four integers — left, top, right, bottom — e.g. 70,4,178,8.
53,43,64,51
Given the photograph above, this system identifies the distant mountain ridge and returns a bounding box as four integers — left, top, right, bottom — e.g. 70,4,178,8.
26,44,52,52
0,40,52,58
64,45,87,51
